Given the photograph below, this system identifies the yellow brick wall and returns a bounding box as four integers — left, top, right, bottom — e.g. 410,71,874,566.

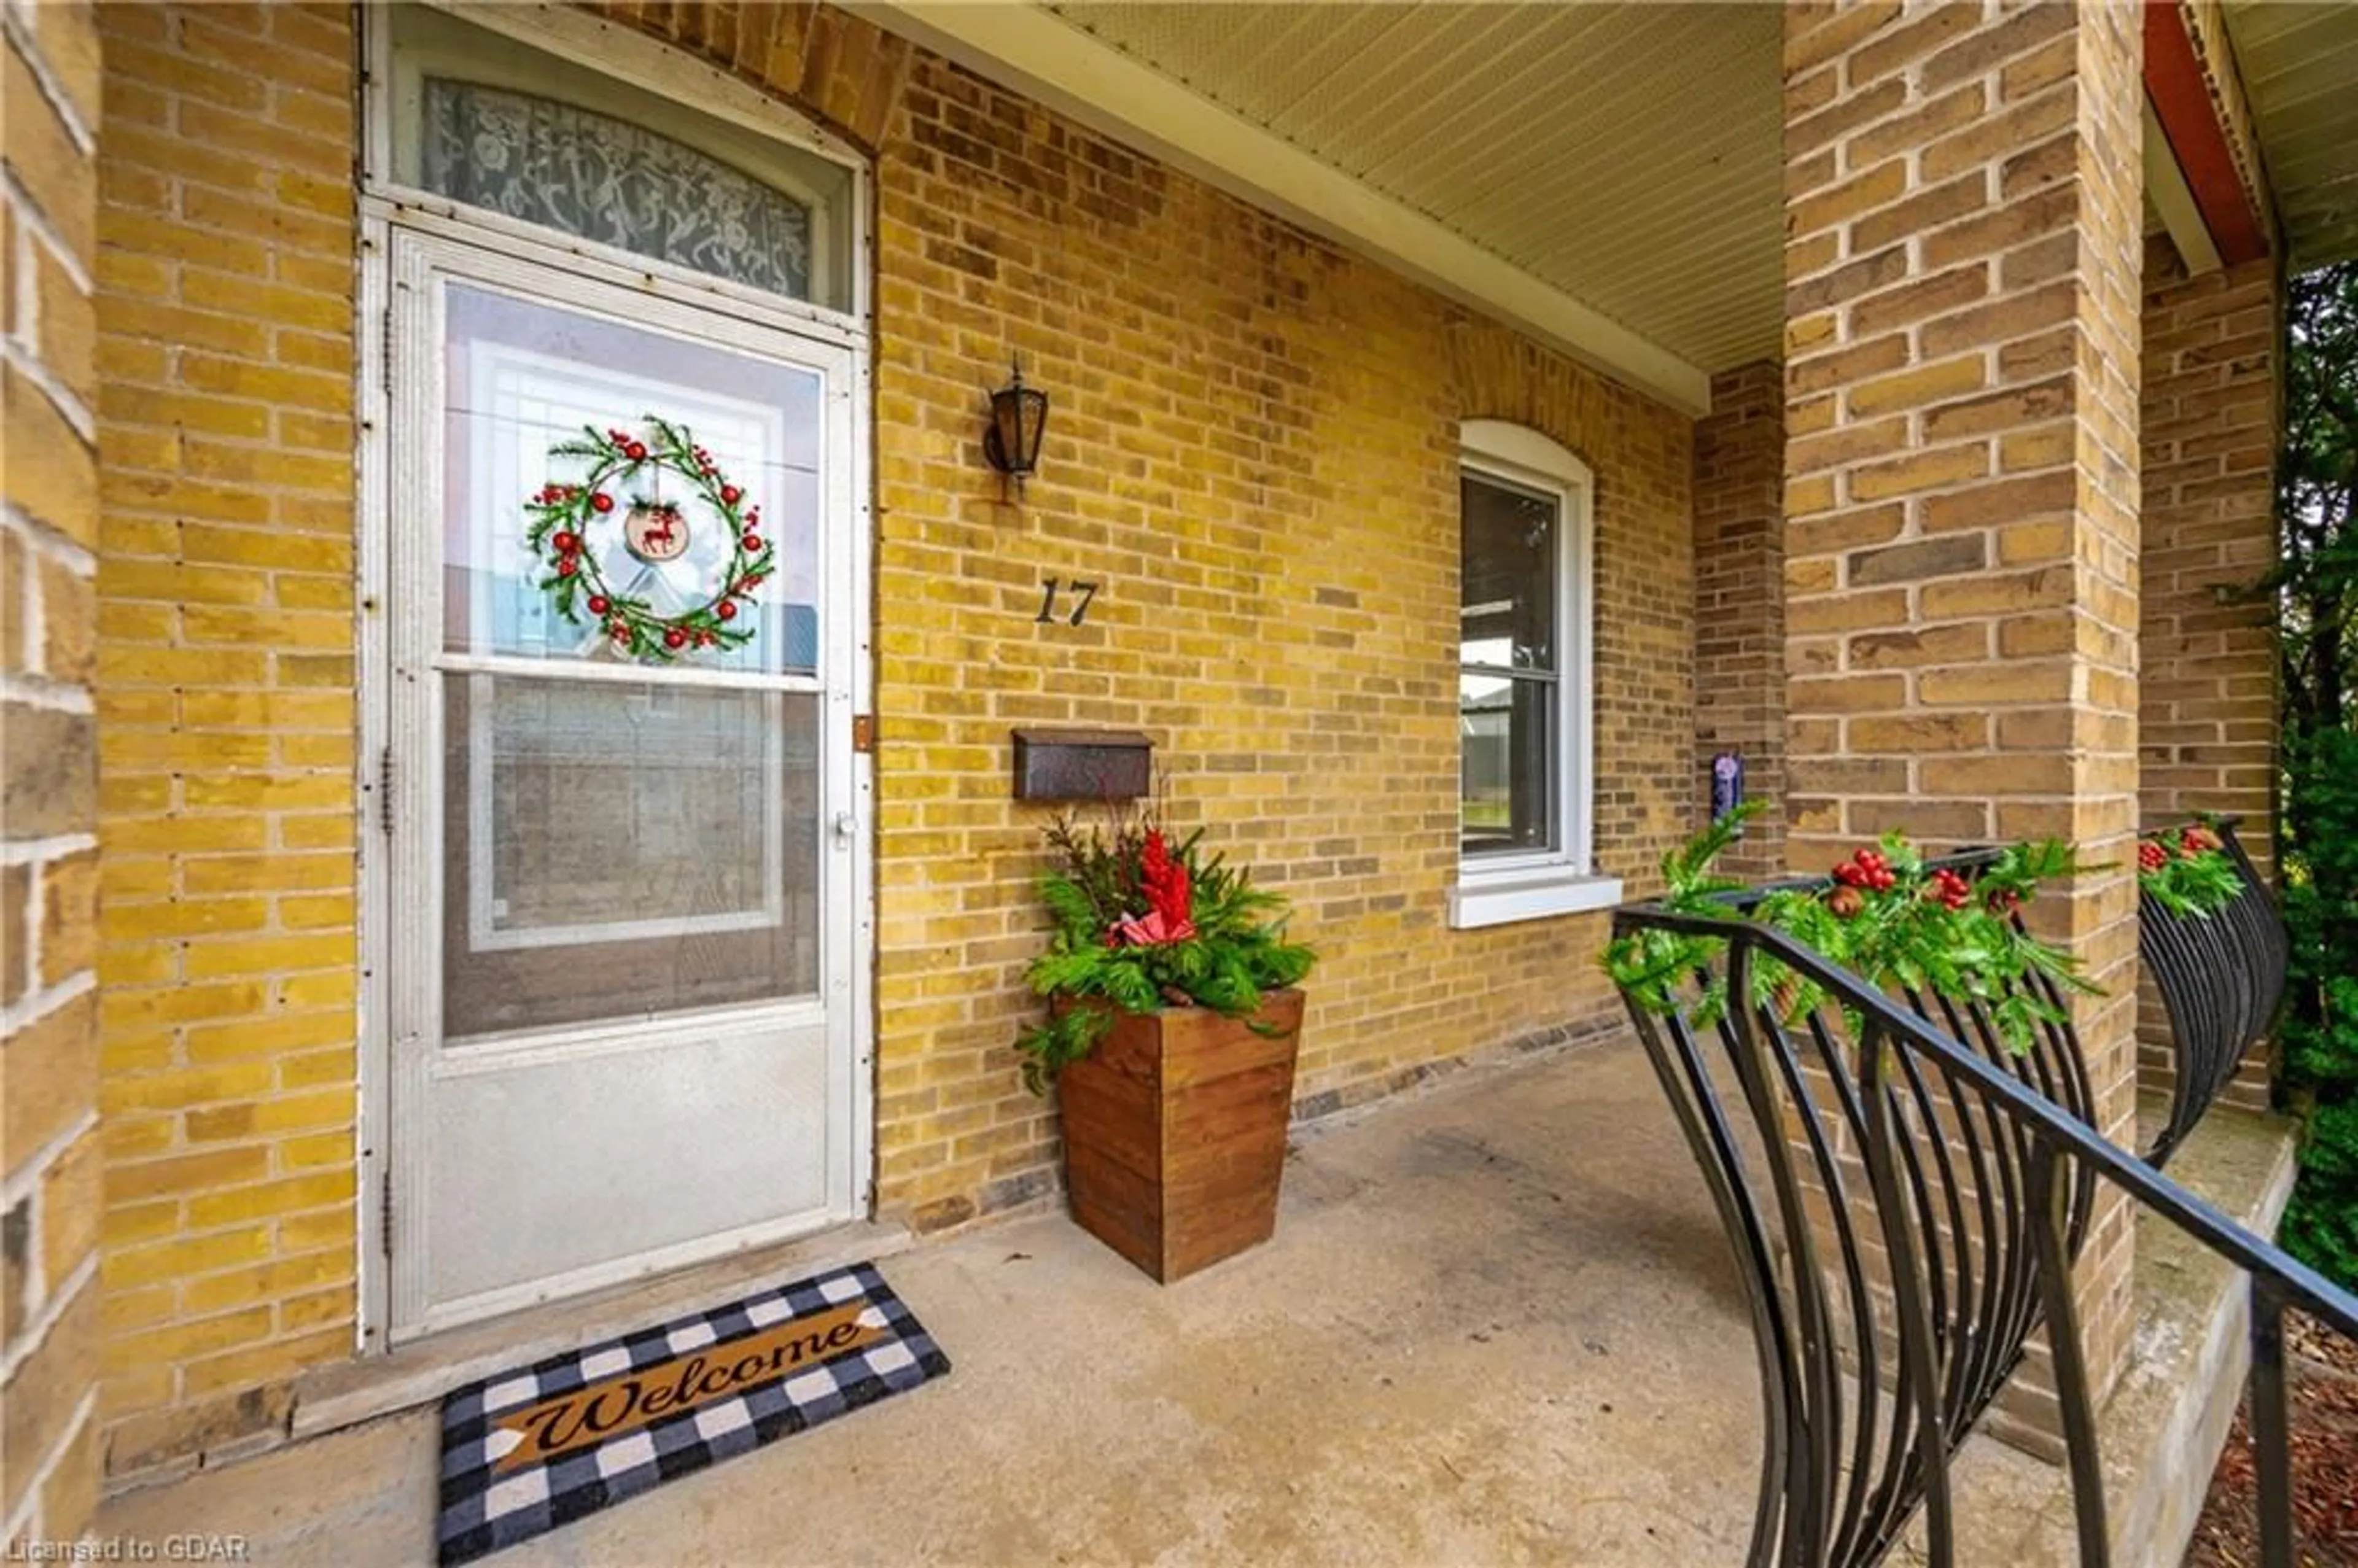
4,0,106,1544
859,56,1695,1229
1693,362,1788,880
91,1,358,1478
85,1,1695,1473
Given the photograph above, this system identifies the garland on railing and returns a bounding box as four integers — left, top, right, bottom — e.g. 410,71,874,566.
1601,803,2100,1054
2137,821,2244,918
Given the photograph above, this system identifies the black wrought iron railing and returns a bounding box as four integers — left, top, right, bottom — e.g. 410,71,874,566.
2138,817,2289,1165
1611,877,2358,1568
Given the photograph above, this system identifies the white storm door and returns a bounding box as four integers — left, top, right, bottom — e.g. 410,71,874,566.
384,231,862,1341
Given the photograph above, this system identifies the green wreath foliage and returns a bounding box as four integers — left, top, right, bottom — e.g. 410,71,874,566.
524,413,774,663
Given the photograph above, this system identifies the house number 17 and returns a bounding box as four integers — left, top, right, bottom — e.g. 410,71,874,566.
1035,578,1099,627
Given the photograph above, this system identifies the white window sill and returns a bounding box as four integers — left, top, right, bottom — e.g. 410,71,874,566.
1447,868,1625,930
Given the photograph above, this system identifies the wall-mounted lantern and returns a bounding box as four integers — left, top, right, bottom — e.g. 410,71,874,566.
983,358,1049,485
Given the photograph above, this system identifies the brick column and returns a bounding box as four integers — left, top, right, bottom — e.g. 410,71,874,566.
2138,236,2279,1112
92,2,360,1478
4,0,105,1548
1695,362,1787,880
1782,0,2144,1432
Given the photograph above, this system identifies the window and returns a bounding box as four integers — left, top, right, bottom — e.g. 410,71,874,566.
384,5,858,312
1450,421,1620,929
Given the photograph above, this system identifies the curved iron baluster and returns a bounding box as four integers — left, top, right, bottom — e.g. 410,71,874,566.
2139,819,2289,1163
1614,847,2095,1568
1613,871,2357,1568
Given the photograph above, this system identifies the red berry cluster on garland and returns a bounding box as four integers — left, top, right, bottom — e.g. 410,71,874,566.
1927,866,1972,911
1831,845,1896,893
523,415,774,665
2136,820,2242,918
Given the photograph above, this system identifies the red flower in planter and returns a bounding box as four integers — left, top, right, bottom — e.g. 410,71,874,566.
1113,830,1198,946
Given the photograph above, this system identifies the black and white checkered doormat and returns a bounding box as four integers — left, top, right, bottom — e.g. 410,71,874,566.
436,1262,949,1564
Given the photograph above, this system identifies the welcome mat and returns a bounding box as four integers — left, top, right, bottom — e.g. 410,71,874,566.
436,1262,949,1564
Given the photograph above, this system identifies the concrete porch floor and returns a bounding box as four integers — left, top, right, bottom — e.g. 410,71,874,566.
99,1042,1766,1566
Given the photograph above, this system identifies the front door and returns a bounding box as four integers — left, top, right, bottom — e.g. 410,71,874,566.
383,230,862,1340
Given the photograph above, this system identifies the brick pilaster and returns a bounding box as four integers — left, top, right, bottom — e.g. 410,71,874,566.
1695,362,1787,880
4,0,106,1548
1782,0,2145,1437
93,1,359,1481
2138,236,2279,1112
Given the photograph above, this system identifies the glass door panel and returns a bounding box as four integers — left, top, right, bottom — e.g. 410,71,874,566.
440,283,823,675
439,678,819,1039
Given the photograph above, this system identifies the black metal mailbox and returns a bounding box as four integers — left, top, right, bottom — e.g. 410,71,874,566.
1011,729,1153,802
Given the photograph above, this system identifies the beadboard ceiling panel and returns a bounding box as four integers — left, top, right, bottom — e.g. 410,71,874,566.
2223,1,2358,270
1040,1,1786,372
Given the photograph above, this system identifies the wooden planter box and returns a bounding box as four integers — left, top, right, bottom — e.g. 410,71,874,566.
1057,989,1305,1283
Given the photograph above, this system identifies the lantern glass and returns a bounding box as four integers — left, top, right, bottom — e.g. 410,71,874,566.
986,365,1049,476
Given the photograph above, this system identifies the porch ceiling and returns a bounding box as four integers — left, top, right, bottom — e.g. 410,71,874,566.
2223,1,2358,271
1039,2,1786,375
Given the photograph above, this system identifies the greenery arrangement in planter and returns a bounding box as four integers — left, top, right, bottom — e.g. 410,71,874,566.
1603,802,2098,1054
1015,806,1316,1282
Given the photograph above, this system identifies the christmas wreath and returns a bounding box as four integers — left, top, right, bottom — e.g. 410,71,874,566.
524,414,773,663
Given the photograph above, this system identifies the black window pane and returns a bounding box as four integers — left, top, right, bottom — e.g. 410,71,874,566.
1460,472,1557,673
1460,672,1555,856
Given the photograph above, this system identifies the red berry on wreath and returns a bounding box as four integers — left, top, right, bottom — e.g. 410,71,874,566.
551,530,578,553
625,442,647,462
741,535,764,553
558,559,577,577
588,595,609,615
591,493,615,513
715,600,736,621
664,627,687,650
720,485,742,504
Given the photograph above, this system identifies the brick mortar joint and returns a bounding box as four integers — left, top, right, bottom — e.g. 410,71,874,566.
0,13,96,155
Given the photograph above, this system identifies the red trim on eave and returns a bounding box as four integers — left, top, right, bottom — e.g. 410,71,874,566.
2145,1,2270,266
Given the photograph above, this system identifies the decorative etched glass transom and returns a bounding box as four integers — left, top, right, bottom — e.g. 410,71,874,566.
421,78,814,300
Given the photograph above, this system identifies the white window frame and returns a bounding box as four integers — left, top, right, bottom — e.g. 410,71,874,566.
1449,420,1621,930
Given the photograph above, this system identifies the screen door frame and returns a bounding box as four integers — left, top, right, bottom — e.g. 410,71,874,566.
353,43,876,1343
